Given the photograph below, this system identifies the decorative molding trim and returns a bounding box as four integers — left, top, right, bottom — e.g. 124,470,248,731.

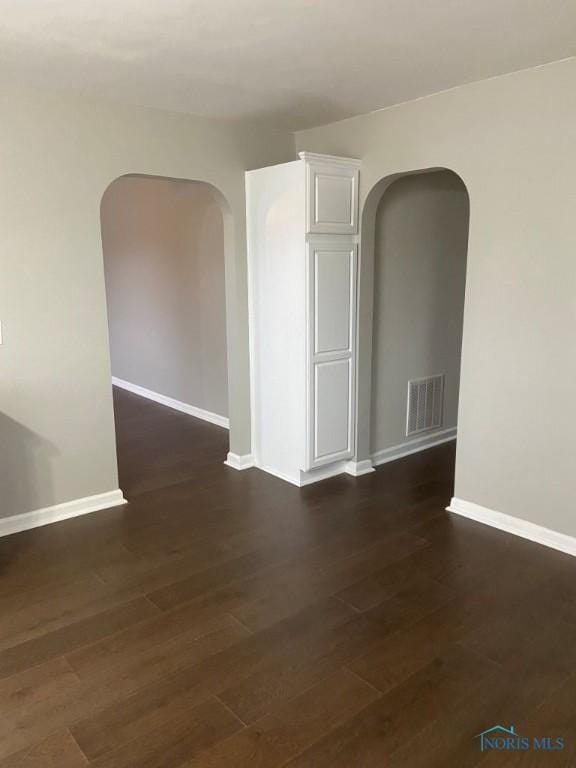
252,428,456,488
112,377,229,429
254,461,348,487
344,459,375,477
256,460,375,487
298,151,361,168
253,427,455,487
448,497,576,558
0,490,127,539
372,428,457,467
224,453,255,471
255,464,302,486
298,462,349,487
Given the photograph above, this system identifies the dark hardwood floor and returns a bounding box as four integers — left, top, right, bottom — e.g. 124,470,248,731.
1,386,575,766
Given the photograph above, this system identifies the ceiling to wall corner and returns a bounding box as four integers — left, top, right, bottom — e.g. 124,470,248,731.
1,0,575,130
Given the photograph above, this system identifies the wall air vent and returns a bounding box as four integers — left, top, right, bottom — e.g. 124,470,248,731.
406,374,444,436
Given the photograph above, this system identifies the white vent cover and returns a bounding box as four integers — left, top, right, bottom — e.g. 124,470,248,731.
406,375,444,436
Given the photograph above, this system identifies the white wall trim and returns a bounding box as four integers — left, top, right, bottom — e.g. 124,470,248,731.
256,459,375,487
298,151,362,169
225,452,255,470
112,377,229,429
448,497,576,558
249,429,456,487
255,463,302,486
345,459,375,477
371,427,457,467
252,461,347,487
0,490,127,539
298,462,349,486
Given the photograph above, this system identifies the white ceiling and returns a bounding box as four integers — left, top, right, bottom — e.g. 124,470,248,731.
1,0,575,130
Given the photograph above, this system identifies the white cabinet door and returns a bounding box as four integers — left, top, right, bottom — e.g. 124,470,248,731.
304,156,359,235
305,240,357,469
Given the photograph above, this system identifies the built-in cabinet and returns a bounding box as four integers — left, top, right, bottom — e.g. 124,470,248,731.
247,152,360,485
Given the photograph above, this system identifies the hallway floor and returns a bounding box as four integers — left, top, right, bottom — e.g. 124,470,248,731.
0,387,575,766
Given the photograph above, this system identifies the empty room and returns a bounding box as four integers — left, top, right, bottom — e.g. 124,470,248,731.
0,1,575,765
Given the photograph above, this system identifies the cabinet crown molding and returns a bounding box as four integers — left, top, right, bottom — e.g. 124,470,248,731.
298,151,361,169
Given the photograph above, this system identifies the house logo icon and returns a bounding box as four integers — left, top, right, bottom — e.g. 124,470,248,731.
476,725,521,752
476,724,565,752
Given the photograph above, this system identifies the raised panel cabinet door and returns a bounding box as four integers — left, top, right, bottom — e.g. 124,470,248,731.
305,159,359,235
306,241,357,468
314,247,352,355
314,358,352,460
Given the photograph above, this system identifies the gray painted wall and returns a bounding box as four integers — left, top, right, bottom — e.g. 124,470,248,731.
102,177,228,418
371,171,469,455
0,75,294,520
2,56,576,542
297,57,576,538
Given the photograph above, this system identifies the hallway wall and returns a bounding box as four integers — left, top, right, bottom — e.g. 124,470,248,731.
371,171,468,456
102,177,228,419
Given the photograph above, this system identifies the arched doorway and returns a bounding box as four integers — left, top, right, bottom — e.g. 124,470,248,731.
357,168,470,493
100,174,231,497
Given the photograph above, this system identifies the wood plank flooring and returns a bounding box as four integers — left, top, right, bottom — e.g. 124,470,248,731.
1,385,575,766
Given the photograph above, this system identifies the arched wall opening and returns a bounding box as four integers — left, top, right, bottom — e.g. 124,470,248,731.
100,174,232,496
356,168,470,476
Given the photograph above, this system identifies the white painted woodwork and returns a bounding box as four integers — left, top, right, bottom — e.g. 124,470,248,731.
247,152,360,485
307,239,357,468
246,159,306,482
302,152,359,235
314,359,352,458
314,247,352,354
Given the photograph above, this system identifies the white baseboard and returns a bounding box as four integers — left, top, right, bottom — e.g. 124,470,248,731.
255,459,374,487
224,452,255,470
448,497,576,558
112,377,229,429
298,462,350,486
344,459,375,477
371,428,457,467
250,430,455,488
252,461,347,487
254,463,302,486
0,490,127,539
